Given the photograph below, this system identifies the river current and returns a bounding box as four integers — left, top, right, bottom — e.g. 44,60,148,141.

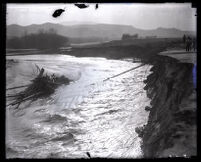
6,54,152,158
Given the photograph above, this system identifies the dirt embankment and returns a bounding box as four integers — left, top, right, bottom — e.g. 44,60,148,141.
67,38,182,60
140,55,197,158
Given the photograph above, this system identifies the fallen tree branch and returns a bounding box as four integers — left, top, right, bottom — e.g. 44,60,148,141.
6,85,29,90
103,63,146,81
7,67,71,109
6,93,24,98
7,92,42,107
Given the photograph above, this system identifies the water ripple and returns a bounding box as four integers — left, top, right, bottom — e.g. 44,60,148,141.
6,54,152,158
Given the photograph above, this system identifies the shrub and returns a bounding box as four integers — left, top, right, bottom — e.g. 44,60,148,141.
7,29,69,49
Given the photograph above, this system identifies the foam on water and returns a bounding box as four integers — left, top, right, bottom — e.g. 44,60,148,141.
6,54,152,158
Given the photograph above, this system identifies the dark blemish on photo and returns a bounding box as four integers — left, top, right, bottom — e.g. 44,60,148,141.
52,9,65,18
74,3,89,9
86,152,91,158
95,4,99,10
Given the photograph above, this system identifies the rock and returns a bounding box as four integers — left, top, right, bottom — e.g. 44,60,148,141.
145,106,151,111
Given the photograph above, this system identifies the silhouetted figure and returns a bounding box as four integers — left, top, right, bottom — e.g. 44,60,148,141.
38,68,44,78
192,38,196,51
189,37,192,51
186,36,192,52
51,74,56,83
52,9,65,18
185,38,189,52
183,34,186,44
74,4,89,9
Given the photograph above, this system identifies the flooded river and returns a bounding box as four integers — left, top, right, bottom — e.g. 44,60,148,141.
6,54,152,158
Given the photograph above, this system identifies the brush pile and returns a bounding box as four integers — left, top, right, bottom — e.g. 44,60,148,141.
7,66,71,109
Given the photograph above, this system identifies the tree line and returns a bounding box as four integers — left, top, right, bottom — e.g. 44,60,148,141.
7,29,69,49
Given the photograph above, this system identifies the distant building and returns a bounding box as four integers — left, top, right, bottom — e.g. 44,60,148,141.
121,33,139,40
145,35,157,39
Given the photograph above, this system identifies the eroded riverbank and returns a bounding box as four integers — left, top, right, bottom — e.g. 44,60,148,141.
6,44,197,158
140,55,197,158
6,54,152,158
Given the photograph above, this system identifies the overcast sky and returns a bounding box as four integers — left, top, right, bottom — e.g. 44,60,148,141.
6,3,197,31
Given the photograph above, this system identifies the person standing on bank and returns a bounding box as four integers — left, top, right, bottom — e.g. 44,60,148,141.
183,34,186,44
192,38,196,51
186,36,192,52
186,37,189,52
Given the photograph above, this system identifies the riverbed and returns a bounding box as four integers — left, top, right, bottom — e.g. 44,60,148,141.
6,54,152,158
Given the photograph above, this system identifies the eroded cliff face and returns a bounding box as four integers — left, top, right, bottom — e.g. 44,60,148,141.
140,55,196,158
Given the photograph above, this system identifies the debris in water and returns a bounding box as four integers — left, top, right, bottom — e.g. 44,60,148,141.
7,66,71,109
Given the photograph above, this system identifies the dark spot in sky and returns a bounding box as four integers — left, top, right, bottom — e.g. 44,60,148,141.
52,9,65,18
74,3,89,9
95,4,99,10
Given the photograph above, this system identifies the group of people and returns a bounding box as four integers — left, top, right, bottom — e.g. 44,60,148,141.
183,35,196,52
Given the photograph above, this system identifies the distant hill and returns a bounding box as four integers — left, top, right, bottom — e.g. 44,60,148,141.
7,23,196,41
60,21,97,26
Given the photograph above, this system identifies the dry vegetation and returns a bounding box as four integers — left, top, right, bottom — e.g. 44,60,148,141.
7,66,71,109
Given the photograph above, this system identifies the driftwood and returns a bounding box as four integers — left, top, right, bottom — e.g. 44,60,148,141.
6,92,42,107
103,63,145,81
7,67,70,109
7,93,23,98
7,63,145,109
6,85,29,91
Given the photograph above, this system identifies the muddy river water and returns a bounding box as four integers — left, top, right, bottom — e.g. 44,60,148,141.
6,54,152,158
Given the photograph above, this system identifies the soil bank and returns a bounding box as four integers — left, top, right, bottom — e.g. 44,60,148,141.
141,55,197,158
